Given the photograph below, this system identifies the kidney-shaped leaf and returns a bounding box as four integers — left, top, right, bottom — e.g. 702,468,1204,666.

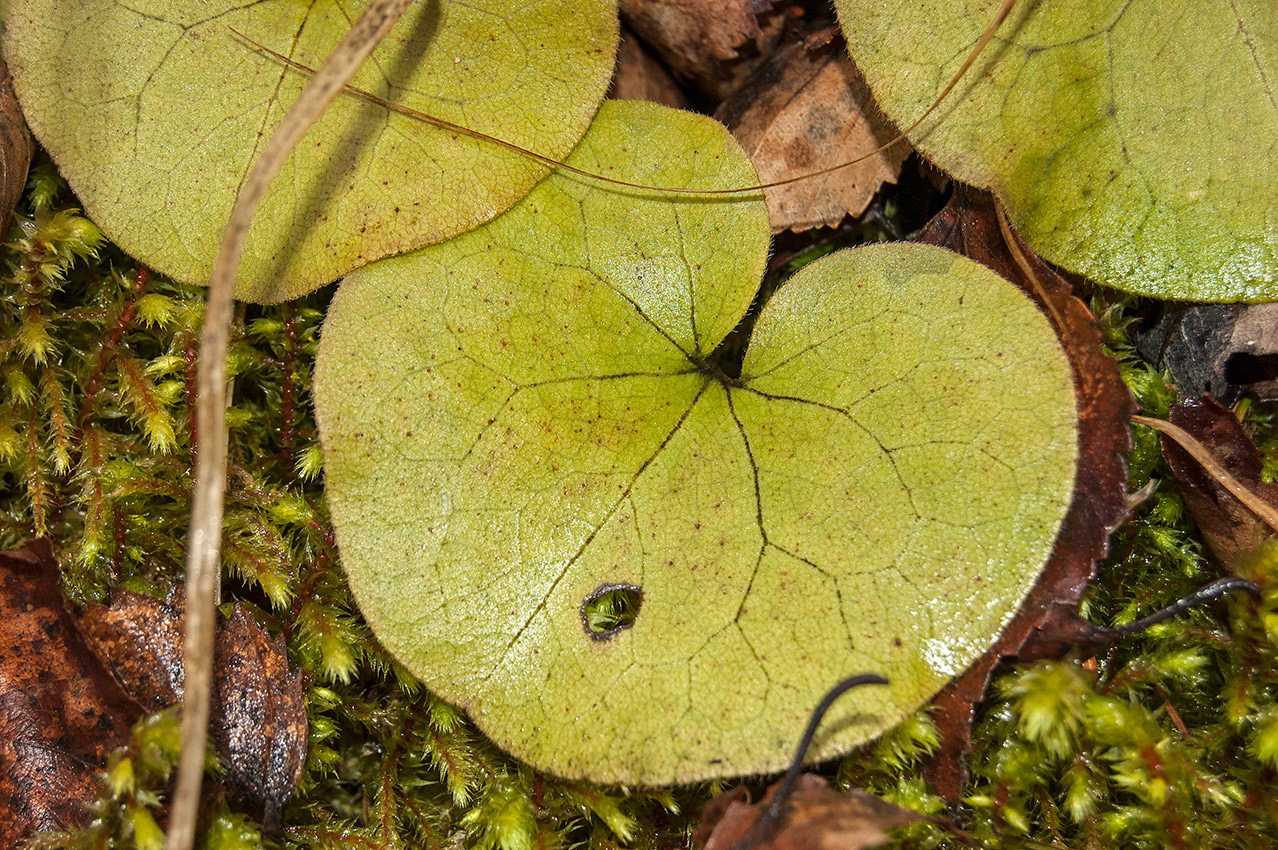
314,100,1079,784
3,0,617,302
835,0,1278,301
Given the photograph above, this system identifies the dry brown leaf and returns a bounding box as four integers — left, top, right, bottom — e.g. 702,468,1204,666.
620,0,790,99
0,59,32,234
213,607,307,829
620,0,765,66
716,29,905,232
609,28,692,108
694,775,920,850
80,588,307,826
80,587,186,710
0,539,142,847
1161,396,1278,569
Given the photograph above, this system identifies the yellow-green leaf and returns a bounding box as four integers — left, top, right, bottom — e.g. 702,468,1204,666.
3,0,617,302
314,100,1078,783
835,0,1278,301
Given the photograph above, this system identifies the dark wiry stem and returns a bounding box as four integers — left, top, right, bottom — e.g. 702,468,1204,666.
1112,577,1261,636
735,673,890,850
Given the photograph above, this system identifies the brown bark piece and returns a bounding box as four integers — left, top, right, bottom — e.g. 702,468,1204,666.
1163,396,1278,570
1136,303,1278,404
694,775,920,850
609,28,692,109
0,59,33,233
716,30,905,232
80,588,307,825
620,0,789,99
916,186,1135,802
0,539,143,847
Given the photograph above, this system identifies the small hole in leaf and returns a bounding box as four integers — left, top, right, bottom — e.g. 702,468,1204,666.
581,584,642,641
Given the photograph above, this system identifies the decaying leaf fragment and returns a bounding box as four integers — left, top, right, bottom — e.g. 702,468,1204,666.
620,0,788,98
694,776,920,850
0,59,32,234
715,27,905,232
81,588,307,824
213,607,308,826
609,27,692,109
1160,397,1278,571
0,539,142,847
79,587,187,711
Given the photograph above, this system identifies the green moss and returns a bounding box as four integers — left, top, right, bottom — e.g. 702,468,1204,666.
3,171,1275,850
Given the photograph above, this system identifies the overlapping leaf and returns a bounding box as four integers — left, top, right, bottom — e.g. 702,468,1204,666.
836,0,1278,301
315,100,1078,783
3,0,618,301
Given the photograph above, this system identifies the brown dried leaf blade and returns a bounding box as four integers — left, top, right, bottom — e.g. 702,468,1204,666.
716,28,905,232
608,27,691,109
80,587,186,710
214,606,307,827
0,58,33,233
80,589,307,823
694,775,920,850
620,0,787,98
916,186,1135,801
0,539,142,846
1163,396,1278,570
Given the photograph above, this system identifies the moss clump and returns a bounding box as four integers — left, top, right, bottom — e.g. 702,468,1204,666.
3,171,1275,849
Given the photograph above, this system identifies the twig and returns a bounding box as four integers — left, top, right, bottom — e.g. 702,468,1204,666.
996,202,1067,334
166,2,414,848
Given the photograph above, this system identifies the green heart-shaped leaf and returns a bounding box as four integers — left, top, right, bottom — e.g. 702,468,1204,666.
3,0,617,302
314,100,1078,783
835,0,1277,301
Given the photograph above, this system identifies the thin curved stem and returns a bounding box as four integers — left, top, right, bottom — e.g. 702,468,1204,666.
233,0,1020,197
733,673,890,850
1113,576,1261,636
